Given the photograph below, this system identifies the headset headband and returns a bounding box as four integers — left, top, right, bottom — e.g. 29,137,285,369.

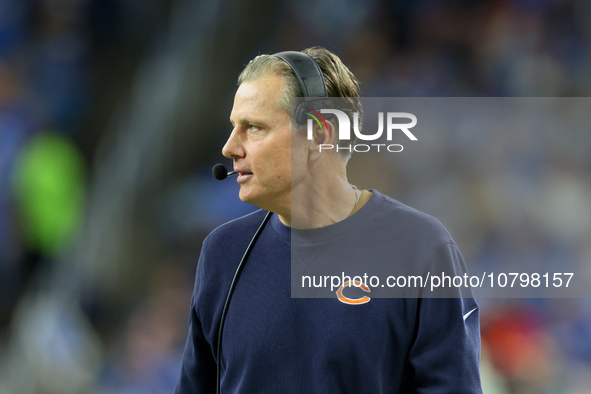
273,51,333,123
273,51,328,98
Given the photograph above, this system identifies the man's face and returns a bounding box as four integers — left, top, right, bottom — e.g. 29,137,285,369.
223,75,300,213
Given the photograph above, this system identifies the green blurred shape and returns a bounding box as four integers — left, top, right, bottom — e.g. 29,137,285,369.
12,132,86,256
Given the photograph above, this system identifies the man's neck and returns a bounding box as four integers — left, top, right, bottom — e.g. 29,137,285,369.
278,175,358,229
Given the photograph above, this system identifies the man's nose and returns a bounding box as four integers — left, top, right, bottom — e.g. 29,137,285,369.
222,129,244,159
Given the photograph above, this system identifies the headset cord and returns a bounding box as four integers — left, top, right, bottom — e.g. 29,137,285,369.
216,210,273,394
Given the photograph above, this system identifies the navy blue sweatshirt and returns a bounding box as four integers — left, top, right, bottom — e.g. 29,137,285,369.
176,190,482,393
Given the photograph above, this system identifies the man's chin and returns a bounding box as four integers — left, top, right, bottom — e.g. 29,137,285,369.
239,190,271,211
238,190,257,205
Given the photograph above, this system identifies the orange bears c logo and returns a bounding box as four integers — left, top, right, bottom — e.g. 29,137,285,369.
336,280,371,305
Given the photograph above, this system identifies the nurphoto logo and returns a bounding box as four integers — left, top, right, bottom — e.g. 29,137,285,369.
306,108,418,153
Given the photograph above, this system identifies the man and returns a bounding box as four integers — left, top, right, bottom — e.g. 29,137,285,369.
176,47,482,393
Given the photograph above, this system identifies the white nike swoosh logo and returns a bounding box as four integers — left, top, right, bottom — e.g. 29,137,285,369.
463,306,478,321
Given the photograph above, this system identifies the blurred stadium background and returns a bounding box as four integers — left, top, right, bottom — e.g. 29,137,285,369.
1,0,591,392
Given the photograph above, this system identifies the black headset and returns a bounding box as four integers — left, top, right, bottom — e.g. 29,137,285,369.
273,51,333,124
214,51,329,394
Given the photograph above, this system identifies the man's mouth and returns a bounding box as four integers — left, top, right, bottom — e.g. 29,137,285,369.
237,172,253,183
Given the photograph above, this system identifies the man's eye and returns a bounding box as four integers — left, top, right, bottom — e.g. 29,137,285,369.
248,125,259,131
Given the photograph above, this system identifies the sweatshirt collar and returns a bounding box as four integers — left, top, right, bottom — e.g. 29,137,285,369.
270,189,386,243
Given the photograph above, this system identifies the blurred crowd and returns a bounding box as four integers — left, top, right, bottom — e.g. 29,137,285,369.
1,0,591,393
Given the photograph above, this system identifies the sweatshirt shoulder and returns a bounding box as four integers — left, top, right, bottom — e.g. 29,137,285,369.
203,209,268,248
374,191,455,246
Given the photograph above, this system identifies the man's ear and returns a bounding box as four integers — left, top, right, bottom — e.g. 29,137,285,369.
308,120,335,161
